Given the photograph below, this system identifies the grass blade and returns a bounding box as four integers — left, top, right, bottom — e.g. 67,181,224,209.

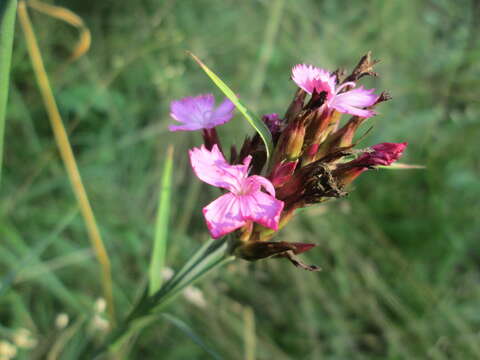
0,208,78,297
0,0,17,183
17,0,115,324
188,52,274,161
149,145,174,295
162,313,223,360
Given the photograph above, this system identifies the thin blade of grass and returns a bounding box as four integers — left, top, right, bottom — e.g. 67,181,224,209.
162,313,222,360
188,52,274,161
0,0,17,183
17,1,115,324
149,145,174,295
0,208,78,296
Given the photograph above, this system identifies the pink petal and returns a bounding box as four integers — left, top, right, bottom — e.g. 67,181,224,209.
169,94,234,131
210,98,235,126
189,144,249,192
239,191,284,230
247,175,276,196
291,64,336,95
203,193,246,239
168,123,202,131
330,86,378,118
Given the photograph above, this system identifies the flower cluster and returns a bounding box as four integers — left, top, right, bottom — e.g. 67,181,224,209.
170,53,407,270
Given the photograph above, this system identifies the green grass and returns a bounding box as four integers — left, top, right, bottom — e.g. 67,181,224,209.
1,0,480,358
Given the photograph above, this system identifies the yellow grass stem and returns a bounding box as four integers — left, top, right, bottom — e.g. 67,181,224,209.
17,1,115,325
26,0,91,61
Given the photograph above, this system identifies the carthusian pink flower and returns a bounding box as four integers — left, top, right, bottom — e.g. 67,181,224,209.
291,64,378,118
189,144,284,239
169,94,234,131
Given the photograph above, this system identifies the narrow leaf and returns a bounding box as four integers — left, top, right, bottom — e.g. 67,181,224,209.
149,145,174,295
0,0,17,183
0,209,78,296
188,52,274,160
162,313,222,360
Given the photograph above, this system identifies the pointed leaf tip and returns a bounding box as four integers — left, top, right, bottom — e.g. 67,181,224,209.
188,52,274,161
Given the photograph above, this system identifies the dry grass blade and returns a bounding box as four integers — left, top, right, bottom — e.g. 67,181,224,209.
27,0,91,61
17,0,115,324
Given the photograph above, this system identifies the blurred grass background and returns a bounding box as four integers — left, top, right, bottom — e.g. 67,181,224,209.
1,0,480,358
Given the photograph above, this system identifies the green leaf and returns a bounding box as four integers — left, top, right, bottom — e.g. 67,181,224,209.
149,145,175,295
0,0,17,183
188,52,274,161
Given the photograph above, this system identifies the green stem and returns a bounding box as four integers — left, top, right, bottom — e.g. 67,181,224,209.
0,0,17,183
93,237,234,358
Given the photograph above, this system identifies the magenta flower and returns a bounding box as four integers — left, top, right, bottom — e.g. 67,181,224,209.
189,144,284,239
291,64,378,118
169,94,235,131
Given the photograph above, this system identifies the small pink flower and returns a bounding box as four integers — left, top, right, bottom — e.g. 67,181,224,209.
189,144,284,239
169,94,234,131
291,64,378,118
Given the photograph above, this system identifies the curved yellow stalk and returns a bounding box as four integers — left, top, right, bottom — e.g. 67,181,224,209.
26,0,91,61
17,1,115,324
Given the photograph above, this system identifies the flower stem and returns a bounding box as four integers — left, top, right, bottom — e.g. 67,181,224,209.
93,237,234,357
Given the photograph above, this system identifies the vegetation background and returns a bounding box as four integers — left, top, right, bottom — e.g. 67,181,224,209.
1,0,480,358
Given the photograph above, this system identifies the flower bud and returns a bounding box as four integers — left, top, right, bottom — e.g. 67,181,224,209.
284,88,306,123
274,118,306,162
315,116,363,160
333,142,408,186
262,113,281,135
269,160,297,187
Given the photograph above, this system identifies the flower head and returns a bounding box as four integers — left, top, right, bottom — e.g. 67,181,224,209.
189,145,284,239
169,94,235,131
291,64,378,118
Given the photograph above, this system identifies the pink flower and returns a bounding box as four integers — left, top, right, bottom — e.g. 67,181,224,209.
169,94,235,131
189,144,284,239
291,64,378,118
